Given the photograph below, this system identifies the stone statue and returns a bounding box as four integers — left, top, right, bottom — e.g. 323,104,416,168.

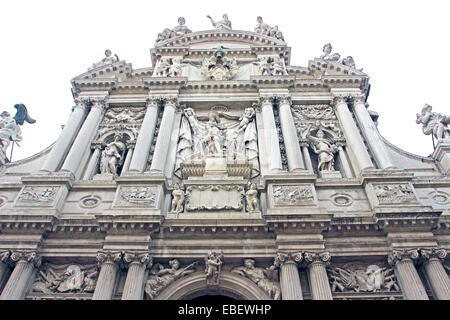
245,183,258,212
254,56,288,76
153,57,184,77
232,259,281,300
205,250,223,285
307,128,338,171
254,17,284,41
145,259,196,299
206,14,232,30
320,43,340,62
155,17,192,44
0,104,36,164
341,56,356,68
99,133,126,175
171,183,185,213
416,104,450,141
89,49,119,70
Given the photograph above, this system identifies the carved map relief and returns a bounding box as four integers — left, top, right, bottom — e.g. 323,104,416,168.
31,263,98,295
327,263,400,294
114,186,160,208
372,183,417,204
185,185,244,211
271,184,315,207
16,186,60,206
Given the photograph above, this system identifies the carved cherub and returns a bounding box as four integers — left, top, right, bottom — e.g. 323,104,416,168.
170,183,185,213
245,183,258,212
205,250,223,285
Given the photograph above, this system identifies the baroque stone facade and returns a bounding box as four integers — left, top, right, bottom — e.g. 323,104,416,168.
0,15,449,301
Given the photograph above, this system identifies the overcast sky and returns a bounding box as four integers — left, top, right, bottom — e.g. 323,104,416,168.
1,0,448,162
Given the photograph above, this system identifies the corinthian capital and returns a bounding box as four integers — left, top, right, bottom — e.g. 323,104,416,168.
10,251,41,268
96,250,123,267
274,251,303,267
388,249,420,266
258,96,275,106
304,251,331,265
332,95,348,106
351,94,366,105
162,96,179,107
123,251,153,268
420,248,447,261
276,95,292,106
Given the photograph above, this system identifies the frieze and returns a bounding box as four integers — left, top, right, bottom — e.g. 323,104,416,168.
327,263,400,293
272,185,315,207
16,186,60,206
114,186,160,208
372,183,417,204
292,104,336,121
32,263,98,294
185,185,244,211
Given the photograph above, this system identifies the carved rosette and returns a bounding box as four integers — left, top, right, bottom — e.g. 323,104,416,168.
420,248,447,261
304,251,331,266
123,251,153,269
96,251,123,268
10,251,41,268
274,251,303,267
388,249,420,266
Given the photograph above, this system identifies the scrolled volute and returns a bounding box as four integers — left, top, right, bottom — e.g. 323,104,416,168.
388,249,420,266
123,251,153,268
10,251,41,268
304,251,331,265
274,251,303,267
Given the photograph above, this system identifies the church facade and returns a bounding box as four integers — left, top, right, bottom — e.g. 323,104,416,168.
0,16,449,300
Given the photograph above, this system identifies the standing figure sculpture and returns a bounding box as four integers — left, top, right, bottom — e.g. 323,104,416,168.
416,104,450,141
307,129,338,172
232,259,281,300
173,17,192,36
205,250,223,285
245,183,258,212
320,43,340,62
171,183,185,213
99,134,126,175
207,14,232,30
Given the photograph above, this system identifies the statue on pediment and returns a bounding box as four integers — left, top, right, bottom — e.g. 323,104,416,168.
254,17,284,41
155,17,192,44
416,104,450,141
88,49,119,70
320,43,340,62
207,14,232,30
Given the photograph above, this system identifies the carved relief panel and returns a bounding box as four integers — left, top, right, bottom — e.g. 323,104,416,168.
15,186,61,207
367,182,419,207
268,183,317,207
113,185,162,208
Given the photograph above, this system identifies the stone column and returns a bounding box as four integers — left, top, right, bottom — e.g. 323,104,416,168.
82,142,103,180
121,252,152,300
0,251,41,300
0,251,11,291
41,99,88,172
301,143,314,171
352,96,395,169
61,99,106,175
388,249,429,300
128,98,160,173
275,252,303,300
121,141,135,174
278,96,305,171
260,97,283,172
337,145,353,178
420,248,450,300
333,96,374,173
304,252,333,300
93,251,122,300
149,97,177,174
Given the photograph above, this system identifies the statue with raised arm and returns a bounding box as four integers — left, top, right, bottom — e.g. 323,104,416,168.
173,17,192,36
89,49,119,70
307,128,338,171
416,104,450,141
207,14,232,30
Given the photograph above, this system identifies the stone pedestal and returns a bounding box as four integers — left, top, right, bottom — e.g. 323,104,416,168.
122,252,152,300
421,249,450,300
319,170,342,179
204,156,227,176
388,249,429,300
0,251,40,300
432,141,450,174
304,252,333,300
93,251,122,300
275,252,303,300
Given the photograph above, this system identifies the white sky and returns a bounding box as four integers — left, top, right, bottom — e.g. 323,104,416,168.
1,0,448,162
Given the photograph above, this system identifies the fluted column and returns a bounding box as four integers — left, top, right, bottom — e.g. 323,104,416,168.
278,96,305,171
304,252,333,300
301,143,314,171
0,251,40,300
121,252,152,300
149,97,177,174
421,248,450,300
121,141,135,174
388,249,429,300
337,145,353,178
82,142,103,180
128,98,159,173
275,252,303,300
93,251,122,300
41,99,88,172
333,96,374,173
352,95,395,169
61,99,106,175
260,96,283,172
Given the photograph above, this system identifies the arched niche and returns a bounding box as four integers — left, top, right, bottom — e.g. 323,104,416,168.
155,271,271,300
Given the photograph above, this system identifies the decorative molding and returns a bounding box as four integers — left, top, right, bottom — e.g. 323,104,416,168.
79,195,102,209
